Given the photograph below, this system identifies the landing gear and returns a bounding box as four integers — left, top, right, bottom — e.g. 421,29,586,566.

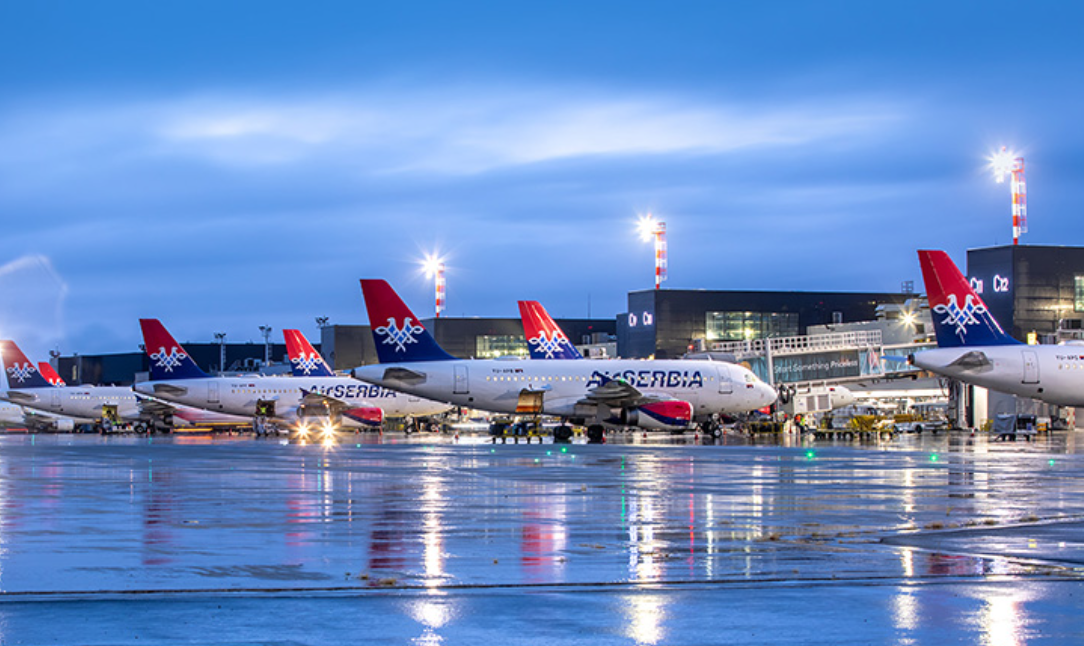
586,425,605,443
553,425,574,442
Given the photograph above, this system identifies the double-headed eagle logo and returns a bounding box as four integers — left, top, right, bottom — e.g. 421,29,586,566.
6,362,36,384
375,317,424,353
933,294,988,341
528,330,570,359
291,352,323,375
150,346,188,372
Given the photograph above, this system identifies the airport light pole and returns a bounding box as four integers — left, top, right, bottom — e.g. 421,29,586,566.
422,254,446,318
637,214,667,289
258,325,272,366
989,147,1028,245
214,332,226,373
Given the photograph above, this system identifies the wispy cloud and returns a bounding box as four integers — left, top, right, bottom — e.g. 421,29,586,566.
0,86,909,177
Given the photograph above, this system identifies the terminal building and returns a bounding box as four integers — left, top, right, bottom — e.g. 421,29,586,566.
966,244,1084,343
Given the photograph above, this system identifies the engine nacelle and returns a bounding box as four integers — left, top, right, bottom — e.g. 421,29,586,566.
52,418,75,432
610,400,693,431
342,406,385,428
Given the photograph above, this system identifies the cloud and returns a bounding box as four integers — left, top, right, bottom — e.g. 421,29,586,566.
0,85,910,180
0,254,69,359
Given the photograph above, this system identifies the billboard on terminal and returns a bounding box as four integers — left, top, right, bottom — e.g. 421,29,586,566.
746,349,885,384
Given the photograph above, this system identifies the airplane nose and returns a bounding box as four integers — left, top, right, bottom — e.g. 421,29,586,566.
759,383,777,407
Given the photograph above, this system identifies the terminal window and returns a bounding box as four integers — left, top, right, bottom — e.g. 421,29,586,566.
476,335,528,359
1076,276,1084,312
705,311,798,341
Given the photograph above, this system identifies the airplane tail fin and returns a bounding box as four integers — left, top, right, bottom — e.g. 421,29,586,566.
518,300,583,359
359,280,456,363
139,319,211,380
0,341,53,388
283,329,335,377
917,250,1020,348
37,362,66,386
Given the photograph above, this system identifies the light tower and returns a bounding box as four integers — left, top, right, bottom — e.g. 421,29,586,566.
422,254,446,317
258,325,272,365
990,147,1028,245
637,214,667,289
213,332,226,373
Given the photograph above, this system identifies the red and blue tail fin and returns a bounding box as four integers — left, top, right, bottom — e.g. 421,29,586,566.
918,250,1020,348
283,329,335,377
359,280,456,363
139,319,211,380
38,362,66,386
518,300,583,360
0,341,53,388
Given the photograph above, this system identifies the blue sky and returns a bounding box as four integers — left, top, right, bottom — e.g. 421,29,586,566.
2,1,1083,359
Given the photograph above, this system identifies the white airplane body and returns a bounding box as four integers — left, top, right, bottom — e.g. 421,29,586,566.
135,320,451,429
911,250,1084,407
353,280,777,437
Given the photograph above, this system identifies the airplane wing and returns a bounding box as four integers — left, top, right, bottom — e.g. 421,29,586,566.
581,377,676,408
135,394,179,418
948,350,992,370
299,389,354,416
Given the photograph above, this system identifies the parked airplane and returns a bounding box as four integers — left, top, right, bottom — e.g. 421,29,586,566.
911,249,1084,406
0,340,138,429
133,320,451,436
353,280,777,441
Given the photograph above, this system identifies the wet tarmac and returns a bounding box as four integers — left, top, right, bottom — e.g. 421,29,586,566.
2,429,1084,644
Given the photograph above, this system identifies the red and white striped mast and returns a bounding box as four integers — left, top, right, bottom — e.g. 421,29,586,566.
423,254,446,318
991,147,1028,245
638,214,667,289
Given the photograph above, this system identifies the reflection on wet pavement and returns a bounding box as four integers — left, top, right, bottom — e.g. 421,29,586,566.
0,430,1083,643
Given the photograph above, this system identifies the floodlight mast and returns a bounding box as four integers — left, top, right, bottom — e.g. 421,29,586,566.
422,255,446,318
637,214,668,289
990,147,1028,245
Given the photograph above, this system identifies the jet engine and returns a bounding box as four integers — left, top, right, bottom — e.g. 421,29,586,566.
343,406,385,428
52,418,75,432
610,400,693,431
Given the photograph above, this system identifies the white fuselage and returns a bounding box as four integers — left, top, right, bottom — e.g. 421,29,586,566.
352,357,776,421
912,344,1084,407
2,386,140,421
132,375,451,423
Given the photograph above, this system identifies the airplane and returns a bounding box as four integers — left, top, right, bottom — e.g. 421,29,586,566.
38,362,66,386
133,320,452,437
352,280,778,442
0,340,139,430
910,249,1084,407
518,300,584,360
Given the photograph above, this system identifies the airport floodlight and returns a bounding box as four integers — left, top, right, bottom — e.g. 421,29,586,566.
258,326,272,365
637,213,668,289
989,147,1015,184
214,333,226,373
315,316,329,328
988,147,1028,245
421,253,446,318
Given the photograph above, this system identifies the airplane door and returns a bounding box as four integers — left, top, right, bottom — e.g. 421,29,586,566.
1022,350,1040,384
208,382,220,404
454,365,470,394
51,391,60,409
717,365,734,394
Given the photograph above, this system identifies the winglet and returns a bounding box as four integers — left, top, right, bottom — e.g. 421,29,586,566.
0,341,53,388
518,301,583,360
139,319,211,380
359,280,456,363
283,329,335,377
37,362,66,386
917,250,1019,347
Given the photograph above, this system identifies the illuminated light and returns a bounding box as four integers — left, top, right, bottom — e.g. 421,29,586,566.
989,147,1016,184
636,214,659,242
534,458,539,463
929,453,939,462
420,253,447,318
1049,459,1056,466
901,311,917,328
805,450,816,460
560,446,568,453
546,450,552,456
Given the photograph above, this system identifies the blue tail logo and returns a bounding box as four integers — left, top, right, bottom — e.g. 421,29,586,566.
291,352,325,376
150,346,190,373
375,317,426,354
933,293,989,342
7,362,40,386
528,330,577,360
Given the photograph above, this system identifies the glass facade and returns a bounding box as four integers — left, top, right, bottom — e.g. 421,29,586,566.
705,311,799,341
475,335,528,359
1077,276,1084,312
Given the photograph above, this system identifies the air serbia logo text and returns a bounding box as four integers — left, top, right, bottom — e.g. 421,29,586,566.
528,331,572,359
150,346,188,372
933,294,988,341
6,362,36,384
291,352,322,375
375,317,424,353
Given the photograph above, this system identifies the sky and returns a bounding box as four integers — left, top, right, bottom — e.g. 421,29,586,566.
2,1,1083,359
